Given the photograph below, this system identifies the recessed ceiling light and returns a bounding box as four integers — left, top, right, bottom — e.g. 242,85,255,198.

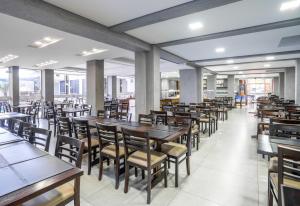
280,0,300,11
0,54,19,63
238,71,243,74
29,37,62,48
188,22,203,30
78,48,107,56
264,64,271,68
226,59,234,64
215,47,225,53
34,60,58,67
233,66,239,69
265,56,275,61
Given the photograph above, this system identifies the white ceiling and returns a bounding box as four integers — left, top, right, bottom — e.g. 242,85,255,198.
163,25,300,61
44,0,192,26
127,0,300,44
0,13,132,70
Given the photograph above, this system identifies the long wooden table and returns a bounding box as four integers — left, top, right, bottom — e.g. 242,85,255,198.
62,108,89,117
0,132,83,205
0,112,30,121
74,116,187,144
257,134,300,156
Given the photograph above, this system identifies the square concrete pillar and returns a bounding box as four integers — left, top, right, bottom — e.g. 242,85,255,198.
86,60,104,115
296,59,300,104
135,46,160,118
227,75,235,98
179,68,203,104
107,75,117,99
41,69,54,102
207,74,217,98
284,68,295,100
273,77,280,96
9,66,19,106
279,72,285,98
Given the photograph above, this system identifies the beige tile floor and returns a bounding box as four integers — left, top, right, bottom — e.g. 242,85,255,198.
41,107,268,206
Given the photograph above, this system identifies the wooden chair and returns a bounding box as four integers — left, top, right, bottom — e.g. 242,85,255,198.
150,110,167,125
161,116,192,187
97,110,107,118
18,121,35,141
122,128,168,204
29,127,52,152
109,103,118,118
57,117,72,137
138,114,154,125
269,123,300,139
96,123,125,189
116,112,132,122
9,118,22,134
73,118,99,175
46,107,57,136
268,145,300,206
21,135,84,206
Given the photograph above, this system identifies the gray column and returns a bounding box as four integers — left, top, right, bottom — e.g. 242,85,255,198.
86,60,104,115
9,66,19,106
135,46,160,117
41,69,54,102
279,72,285,98
179,68,203,103
284,68,295,100
107,76,117,99
227,75,235,98
207,74,217,98
296,59,300,104
273,77,280,96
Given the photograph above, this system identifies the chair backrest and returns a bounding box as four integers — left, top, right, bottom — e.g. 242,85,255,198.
150,110,167,125
57,117,72,137
116,112,132,122
269,123,300,138
174,116,192,155
96,123,120,154
72,119,90,140
138,114,154,125
9,118,22,134
277,145,300,203
29,127,52,152
18,121,35,141
97,110,107,118
55,135,84,168
175,112,191,118
122,127,150,166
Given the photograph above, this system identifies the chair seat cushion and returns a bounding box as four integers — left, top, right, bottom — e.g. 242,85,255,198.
102,144,125,158
199,118,209,122
270,172,300,192
161,142,187,157
192,124,199,134
82,137,99,149
21,183,74,206
127,150,167,168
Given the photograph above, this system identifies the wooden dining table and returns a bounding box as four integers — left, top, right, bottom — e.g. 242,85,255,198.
257,134,300,157
0,133,83,206
0,112,30,121
281,185,300,206
62,108,89,117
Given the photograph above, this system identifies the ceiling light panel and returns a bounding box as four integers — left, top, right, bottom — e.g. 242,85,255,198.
0,54,19,63
78,48,107,57
34,60,58,67
226,59,234,64
264,64,271,68
265,56,275,60
188,22,203,31
280,0,300,11
215,47,225,53
29,37,62,48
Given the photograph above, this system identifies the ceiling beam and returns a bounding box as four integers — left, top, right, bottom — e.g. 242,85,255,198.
110,0,242,32
160,49,187,64
158,18,300,47
200,58,296,67
0,0,150,52
192,50,300,63
216,67,291,73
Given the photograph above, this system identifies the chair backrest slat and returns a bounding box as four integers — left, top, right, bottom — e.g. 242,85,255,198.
29,127,51,152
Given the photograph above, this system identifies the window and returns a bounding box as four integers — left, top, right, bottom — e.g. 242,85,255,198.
0,68,9,100
246,78,273,98
19,69,41,101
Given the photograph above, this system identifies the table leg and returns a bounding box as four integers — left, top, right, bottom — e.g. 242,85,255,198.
74,177,80,206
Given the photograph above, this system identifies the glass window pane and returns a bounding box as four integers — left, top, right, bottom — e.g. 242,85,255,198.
0,68,9,100
19,69,41,102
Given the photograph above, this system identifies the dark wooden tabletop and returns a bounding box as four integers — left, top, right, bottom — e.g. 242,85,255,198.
257,135,300,156
281,185,300,206
62,108,89,113
74,116,187,142
0,137,83,205
12,105,33,109
0,132,23,146
0,112,30,120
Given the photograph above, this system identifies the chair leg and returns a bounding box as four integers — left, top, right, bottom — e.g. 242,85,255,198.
147,169,152,204
168,157,171,169
186,156,190,175
164,161,168,188
115,159,120,189
124,163,129,193
88,150,92,175
196,134,199,150
134,167,138,177
175,158,179,187
98,156,103,180
142,170,145,179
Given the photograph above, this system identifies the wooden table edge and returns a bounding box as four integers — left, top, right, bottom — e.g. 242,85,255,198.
0,168,83,206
